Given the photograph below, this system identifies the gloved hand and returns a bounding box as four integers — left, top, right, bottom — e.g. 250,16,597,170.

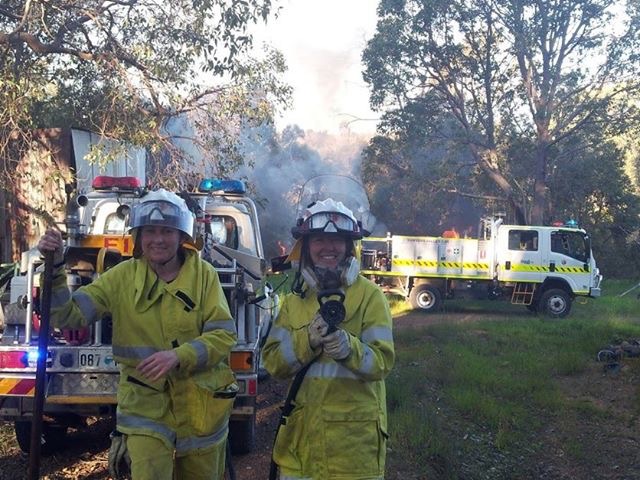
307,312,329,349
108,430,131,480
322,329,351,360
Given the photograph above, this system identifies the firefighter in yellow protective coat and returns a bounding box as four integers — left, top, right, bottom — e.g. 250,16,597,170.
37,189,237,480
263,198,395,480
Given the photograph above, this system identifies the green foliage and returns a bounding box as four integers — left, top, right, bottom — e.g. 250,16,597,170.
0,0,291,190
362,0,640,252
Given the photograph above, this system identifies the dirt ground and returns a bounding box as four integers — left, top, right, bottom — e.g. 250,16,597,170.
1,310,639,479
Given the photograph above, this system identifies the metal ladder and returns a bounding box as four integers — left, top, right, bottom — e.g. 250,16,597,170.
511,283,536,305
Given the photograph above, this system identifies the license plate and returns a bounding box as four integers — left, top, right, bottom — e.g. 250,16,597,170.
78,350,102,367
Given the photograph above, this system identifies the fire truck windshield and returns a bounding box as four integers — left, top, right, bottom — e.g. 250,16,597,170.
551,230,589,262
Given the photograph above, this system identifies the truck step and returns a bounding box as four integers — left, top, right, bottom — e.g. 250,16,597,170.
511,283,536,305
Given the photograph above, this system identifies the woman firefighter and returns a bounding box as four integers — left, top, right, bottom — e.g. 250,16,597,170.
37,189,237,480
263,198,395,480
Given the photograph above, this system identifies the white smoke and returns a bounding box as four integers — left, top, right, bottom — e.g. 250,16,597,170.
237,123,374,259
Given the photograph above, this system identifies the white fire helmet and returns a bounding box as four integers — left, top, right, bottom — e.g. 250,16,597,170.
287,198,363,288
129,189,195,240
291,198,363,240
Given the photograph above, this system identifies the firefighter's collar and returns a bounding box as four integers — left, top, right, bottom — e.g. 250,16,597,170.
134,252,200,312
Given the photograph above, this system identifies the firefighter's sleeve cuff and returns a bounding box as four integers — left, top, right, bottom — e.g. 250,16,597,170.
174,344,195,371
337,332,359,367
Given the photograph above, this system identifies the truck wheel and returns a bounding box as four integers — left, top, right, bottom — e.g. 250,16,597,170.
229,416,256,455
14,420,68,455
539,288,572,318
409,284,442,312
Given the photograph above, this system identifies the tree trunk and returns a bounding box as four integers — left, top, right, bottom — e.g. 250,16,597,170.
474,148,527,225
530,137,549,225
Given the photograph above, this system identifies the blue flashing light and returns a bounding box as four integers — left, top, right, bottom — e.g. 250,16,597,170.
27,350,40,364
26,349,53,368
565,219,579,228
198,178,246,194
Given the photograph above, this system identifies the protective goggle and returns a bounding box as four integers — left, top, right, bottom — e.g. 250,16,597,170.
300,211,359,235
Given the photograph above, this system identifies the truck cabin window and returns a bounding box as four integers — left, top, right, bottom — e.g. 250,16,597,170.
104,212,127,234
209,216,239,250
508,230,539,251
551,231,588,262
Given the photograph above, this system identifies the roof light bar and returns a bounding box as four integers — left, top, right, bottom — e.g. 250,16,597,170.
92,176,141,191
198,178,246,194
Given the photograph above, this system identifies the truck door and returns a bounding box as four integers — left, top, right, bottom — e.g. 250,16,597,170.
547,229,591,294
496,228,543,283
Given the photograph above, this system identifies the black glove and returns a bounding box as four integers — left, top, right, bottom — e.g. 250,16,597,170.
108,430,131,480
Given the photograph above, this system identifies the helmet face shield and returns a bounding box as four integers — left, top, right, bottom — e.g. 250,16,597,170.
292,198,363,240
129,200,194,239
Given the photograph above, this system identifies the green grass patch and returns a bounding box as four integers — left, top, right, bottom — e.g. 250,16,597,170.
386,279,640,477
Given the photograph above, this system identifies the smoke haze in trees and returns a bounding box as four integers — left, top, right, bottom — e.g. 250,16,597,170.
237,123,384,259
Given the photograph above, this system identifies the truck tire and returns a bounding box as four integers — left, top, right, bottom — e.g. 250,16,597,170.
409,284,442,312
538,288,572,318
229,416,256,455
14,420,68,455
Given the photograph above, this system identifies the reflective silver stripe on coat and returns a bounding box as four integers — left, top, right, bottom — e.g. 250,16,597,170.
269,326,301,371
112,345,160,360
117,412,176,445
188,339,209,369
175,421,228,455
51,287,71,309
202,319,236,334
306,361,359,380
72,290,99,324
361,325,393,344
356,344,376,375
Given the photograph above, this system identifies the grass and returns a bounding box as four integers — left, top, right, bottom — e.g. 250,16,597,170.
385,278,640,479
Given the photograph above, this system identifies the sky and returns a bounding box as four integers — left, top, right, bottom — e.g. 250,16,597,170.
253,0,380,135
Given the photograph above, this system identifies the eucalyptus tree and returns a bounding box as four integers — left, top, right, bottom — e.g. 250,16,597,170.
363,0,640,225
0,0,291,189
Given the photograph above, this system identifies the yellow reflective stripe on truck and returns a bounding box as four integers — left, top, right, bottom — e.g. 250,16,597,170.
392,259,490,269
391,259,589,274
509,264,590,273
509,264,549,272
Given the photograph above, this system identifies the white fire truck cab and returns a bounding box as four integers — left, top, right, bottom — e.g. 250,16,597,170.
0,176,275,454
361,216,602,317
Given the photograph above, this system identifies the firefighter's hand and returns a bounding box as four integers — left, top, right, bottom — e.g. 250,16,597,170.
322,329,351,360
308,312,329,349
37,228,64,266
137,350,179,381
108,430,131,480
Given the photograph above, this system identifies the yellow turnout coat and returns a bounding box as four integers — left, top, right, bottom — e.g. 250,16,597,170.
49,250,237,455
263,275,395,479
